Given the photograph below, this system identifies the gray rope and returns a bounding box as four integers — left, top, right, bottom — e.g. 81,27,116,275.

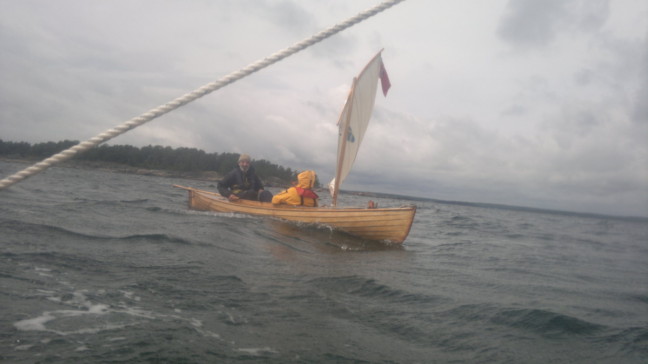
0,0,405,190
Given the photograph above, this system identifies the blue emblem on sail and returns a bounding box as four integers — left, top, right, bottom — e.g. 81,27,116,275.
346,126,355,142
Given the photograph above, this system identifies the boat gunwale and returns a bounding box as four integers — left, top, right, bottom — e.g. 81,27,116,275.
176,185,416,213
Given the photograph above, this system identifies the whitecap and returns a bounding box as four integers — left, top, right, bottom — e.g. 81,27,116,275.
14,344,34,351
14,312,56,331
236,347,279,355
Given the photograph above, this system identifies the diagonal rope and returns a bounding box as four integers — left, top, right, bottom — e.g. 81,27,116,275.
0,0,405,190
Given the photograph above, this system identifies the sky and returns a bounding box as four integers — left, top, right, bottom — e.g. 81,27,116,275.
1,0,646,217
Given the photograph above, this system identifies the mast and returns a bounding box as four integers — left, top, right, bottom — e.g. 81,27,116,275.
332,78,358,207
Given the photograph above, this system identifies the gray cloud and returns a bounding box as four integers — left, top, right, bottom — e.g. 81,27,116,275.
497,0,571,47
497,0,611,49
632,37,648,125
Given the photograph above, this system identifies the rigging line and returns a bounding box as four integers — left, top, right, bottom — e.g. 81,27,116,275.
0,0,406,190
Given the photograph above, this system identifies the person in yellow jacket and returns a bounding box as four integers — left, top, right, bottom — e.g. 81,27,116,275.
272,170,319,207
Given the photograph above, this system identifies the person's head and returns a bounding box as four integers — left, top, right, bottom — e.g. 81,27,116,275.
296,170,316,189
238,154,251,172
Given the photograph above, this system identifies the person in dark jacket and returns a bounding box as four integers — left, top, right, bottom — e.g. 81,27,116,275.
217,154,273,202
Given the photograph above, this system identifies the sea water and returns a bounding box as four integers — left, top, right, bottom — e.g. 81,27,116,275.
1,160,646,363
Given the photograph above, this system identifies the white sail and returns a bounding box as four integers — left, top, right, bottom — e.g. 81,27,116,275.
330,51,390,206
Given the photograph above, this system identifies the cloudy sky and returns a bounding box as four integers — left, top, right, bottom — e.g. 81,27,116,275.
1,0,646,217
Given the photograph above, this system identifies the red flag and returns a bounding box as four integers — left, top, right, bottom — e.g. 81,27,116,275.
379,60,391,96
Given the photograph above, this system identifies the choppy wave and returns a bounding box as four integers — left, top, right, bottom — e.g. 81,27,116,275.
1,219,195,245
490,307,605,336
310,275,441,305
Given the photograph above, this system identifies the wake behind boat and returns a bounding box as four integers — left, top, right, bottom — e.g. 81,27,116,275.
175,51,416,243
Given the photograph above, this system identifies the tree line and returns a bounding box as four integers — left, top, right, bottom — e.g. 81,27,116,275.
0,139,301,184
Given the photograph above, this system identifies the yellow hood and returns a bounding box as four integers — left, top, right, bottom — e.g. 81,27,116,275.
297,170,316,189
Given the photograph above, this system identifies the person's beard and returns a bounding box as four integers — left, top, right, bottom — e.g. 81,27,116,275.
240,165,249,173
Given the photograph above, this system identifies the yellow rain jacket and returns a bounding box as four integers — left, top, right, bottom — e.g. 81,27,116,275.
272,170,319,207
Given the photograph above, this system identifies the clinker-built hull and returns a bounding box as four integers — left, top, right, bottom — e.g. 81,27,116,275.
175,185,416,243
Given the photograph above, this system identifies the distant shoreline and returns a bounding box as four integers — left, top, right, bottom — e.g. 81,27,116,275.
1,157,222,181
0,157,287,186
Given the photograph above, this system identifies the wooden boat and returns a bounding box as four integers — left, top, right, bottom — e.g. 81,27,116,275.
175,51,416,243
174,185,415,243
